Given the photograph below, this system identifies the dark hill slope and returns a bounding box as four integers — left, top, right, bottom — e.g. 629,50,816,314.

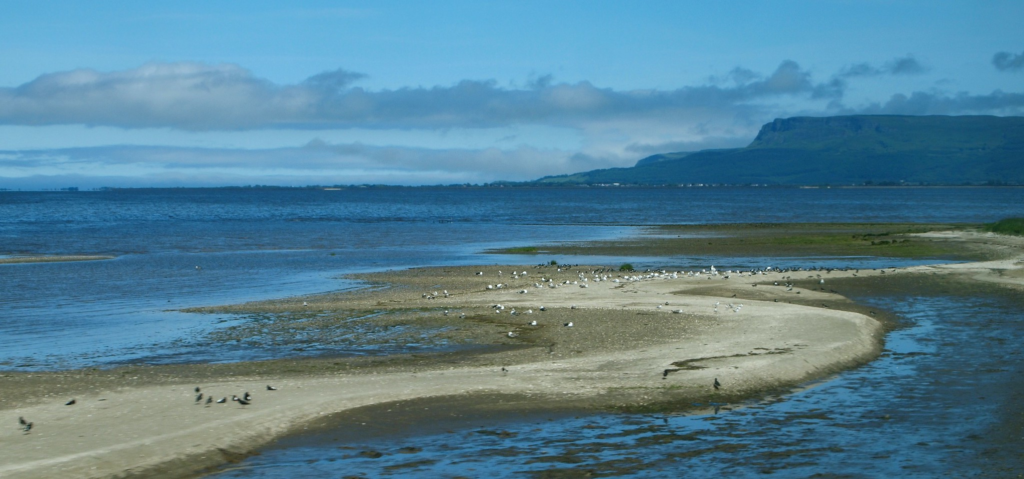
535,115,1024,185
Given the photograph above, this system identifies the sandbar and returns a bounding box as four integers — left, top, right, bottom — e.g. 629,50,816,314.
1,230,1021,479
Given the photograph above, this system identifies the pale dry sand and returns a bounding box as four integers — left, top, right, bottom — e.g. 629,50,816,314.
2,231,1022,479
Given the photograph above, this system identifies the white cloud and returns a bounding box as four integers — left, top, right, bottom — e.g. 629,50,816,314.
0,142,611,186
0,61,839,131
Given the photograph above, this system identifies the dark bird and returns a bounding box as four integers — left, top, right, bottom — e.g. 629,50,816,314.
216,397,227,404
205,396,213,405
65,399,76,406
714,378,721,390
501,367,508,373
233,395,250,406
266,385,277,391
195,386,201,393
663,369,670,379
19,416,28,426
23,421,33,432
243,392,251,402
195,393,203,403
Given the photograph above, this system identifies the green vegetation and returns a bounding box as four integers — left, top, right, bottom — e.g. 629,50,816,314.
550,260,558,265
501,246,539,253
619,263,634,271
534,115,1024,186
983,218,1024,236
535,223,985,261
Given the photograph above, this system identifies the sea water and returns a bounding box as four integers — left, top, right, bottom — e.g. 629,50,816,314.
2,186,1022,369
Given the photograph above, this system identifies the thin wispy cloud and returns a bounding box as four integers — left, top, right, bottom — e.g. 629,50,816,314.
0,142,608,185
992,50,1024,71
837,55,928,79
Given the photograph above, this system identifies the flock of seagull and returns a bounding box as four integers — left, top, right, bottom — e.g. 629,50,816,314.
193,385,278,407
431,263,893,393
15,263,894,436
16,385,280,435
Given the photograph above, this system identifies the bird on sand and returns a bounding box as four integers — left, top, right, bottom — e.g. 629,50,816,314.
266,385,277,391
65,399,76,406
714,378,722,390
195,393,203,403
205,396,213,405
216,397,227,404
195,386,201,393
243,392,252,402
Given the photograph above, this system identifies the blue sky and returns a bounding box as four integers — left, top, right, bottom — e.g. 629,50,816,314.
1,1,1022,188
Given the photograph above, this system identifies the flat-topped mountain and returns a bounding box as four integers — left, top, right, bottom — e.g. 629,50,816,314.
535,115,1024,186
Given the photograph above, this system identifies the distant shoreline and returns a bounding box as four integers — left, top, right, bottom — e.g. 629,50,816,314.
0,255,115,264
2,184,1023,192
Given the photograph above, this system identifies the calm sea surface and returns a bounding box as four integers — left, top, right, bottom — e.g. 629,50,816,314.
1,186,1022,369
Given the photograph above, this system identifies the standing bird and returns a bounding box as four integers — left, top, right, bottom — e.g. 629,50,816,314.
205,396,213,405
195,393,203,403
195,386,201,393
233,395,250,406
243,392,252,402
714,378,721,390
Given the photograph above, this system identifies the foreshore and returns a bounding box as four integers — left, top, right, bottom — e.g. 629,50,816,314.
1,230,1021,479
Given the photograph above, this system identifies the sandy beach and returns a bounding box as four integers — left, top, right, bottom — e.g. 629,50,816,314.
2,230,1022,479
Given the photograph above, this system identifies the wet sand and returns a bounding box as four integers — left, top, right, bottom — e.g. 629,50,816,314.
1,230,1022,479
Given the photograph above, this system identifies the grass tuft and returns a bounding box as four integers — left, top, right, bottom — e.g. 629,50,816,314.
983,218,1024,236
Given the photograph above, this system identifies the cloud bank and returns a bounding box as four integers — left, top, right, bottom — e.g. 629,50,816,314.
0,60,901,132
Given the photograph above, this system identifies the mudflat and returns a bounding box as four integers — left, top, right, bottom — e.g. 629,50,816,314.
1,229,1021,479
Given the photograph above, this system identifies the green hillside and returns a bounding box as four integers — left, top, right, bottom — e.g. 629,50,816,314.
535,115,1024,186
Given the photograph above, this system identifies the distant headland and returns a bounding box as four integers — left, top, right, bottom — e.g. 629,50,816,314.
532,115,1024,187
